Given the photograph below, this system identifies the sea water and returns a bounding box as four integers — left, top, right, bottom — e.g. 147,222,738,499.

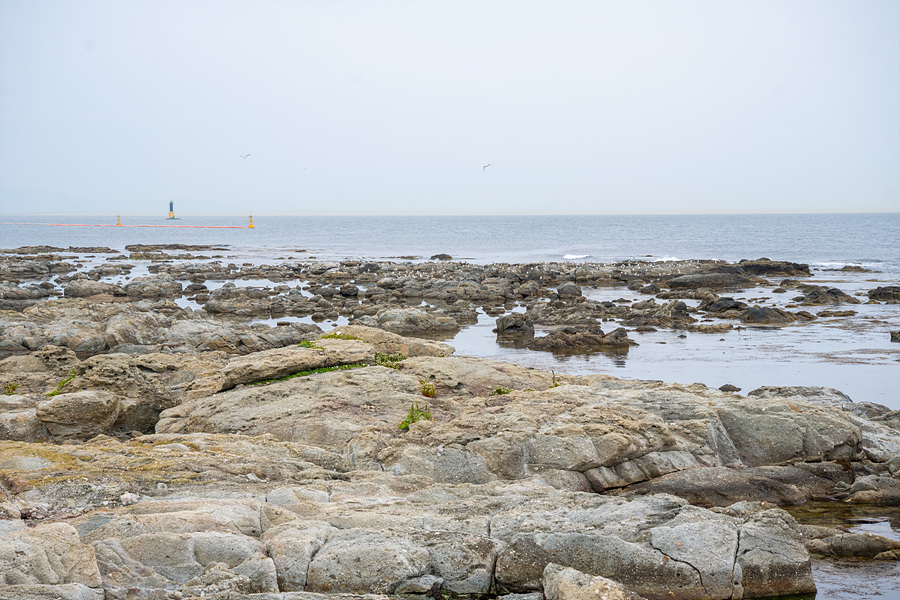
2,212,899,409
3,213,899,273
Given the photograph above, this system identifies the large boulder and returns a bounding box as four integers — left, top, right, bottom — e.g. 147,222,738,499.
217,338,373,391
556,282,583,300
868,286,900,302
123,275,183,299
495,312,536,340
0,522,102,587
35,390,121,440
543,563,646,600
794,285,861,305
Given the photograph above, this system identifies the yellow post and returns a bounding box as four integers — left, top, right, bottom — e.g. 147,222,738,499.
248,214,255,229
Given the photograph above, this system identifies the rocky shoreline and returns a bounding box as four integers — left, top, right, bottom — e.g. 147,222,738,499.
1,247,898,600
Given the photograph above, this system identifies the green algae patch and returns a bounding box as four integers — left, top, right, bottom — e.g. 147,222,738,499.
247,363,367,386
319,332,364,341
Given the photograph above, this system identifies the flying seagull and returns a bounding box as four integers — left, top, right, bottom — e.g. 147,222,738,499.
483,163,491,171
240,154,251,159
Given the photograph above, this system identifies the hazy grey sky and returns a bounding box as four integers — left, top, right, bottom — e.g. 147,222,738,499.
1,0,898,216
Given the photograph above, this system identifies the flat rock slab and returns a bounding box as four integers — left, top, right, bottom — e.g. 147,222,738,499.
0,467,815,600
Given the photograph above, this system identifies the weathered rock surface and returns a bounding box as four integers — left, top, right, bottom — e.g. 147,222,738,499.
495,312,535,340
1,253,897,600
0,433,818,600
543,563,646,600
0,299,321,357
374,307,460,337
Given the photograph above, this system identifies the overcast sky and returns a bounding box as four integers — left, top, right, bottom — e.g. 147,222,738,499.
1,0,898,216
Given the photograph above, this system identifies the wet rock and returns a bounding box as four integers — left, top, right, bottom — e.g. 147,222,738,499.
891,331,900,343
0,282,57,311
806,532,900,558
868,286,900,302
733,507,816,598
719,384,741,392
430,254,453,261
845,475,900,506
736,258,811,277
527,326,634,352
621,300,696,328
698,295,748,314
794,285,861,305
739,307,803,324
495,312,535,340
556,282,582,299
527,299,619,326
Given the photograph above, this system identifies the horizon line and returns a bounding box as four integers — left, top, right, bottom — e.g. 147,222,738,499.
1,210,899,218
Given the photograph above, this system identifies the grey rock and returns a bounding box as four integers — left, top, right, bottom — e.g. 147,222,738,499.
36,390,120,440
495,312,535,340
0,584,104,600
543,563,646,600
0,523,102,587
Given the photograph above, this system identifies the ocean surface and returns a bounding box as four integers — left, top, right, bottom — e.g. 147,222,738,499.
2,213,900,272
2,213,899,411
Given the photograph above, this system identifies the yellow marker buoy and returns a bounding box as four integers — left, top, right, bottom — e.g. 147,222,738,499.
116,215,122,226
248,214,255,229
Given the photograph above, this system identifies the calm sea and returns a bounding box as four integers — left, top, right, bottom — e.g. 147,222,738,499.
2,213,899,410
2,213,899,273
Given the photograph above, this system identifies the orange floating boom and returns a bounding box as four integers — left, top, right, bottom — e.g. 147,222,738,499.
1,222,243,229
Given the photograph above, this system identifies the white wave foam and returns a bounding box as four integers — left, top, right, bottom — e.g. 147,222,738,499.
563,254,590,260
650,256,681,262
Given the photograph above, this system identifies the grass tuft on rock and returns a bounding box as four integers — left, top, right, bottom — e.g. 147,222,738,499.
399,402,433,430
46,369,78,397
319,332,363,341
